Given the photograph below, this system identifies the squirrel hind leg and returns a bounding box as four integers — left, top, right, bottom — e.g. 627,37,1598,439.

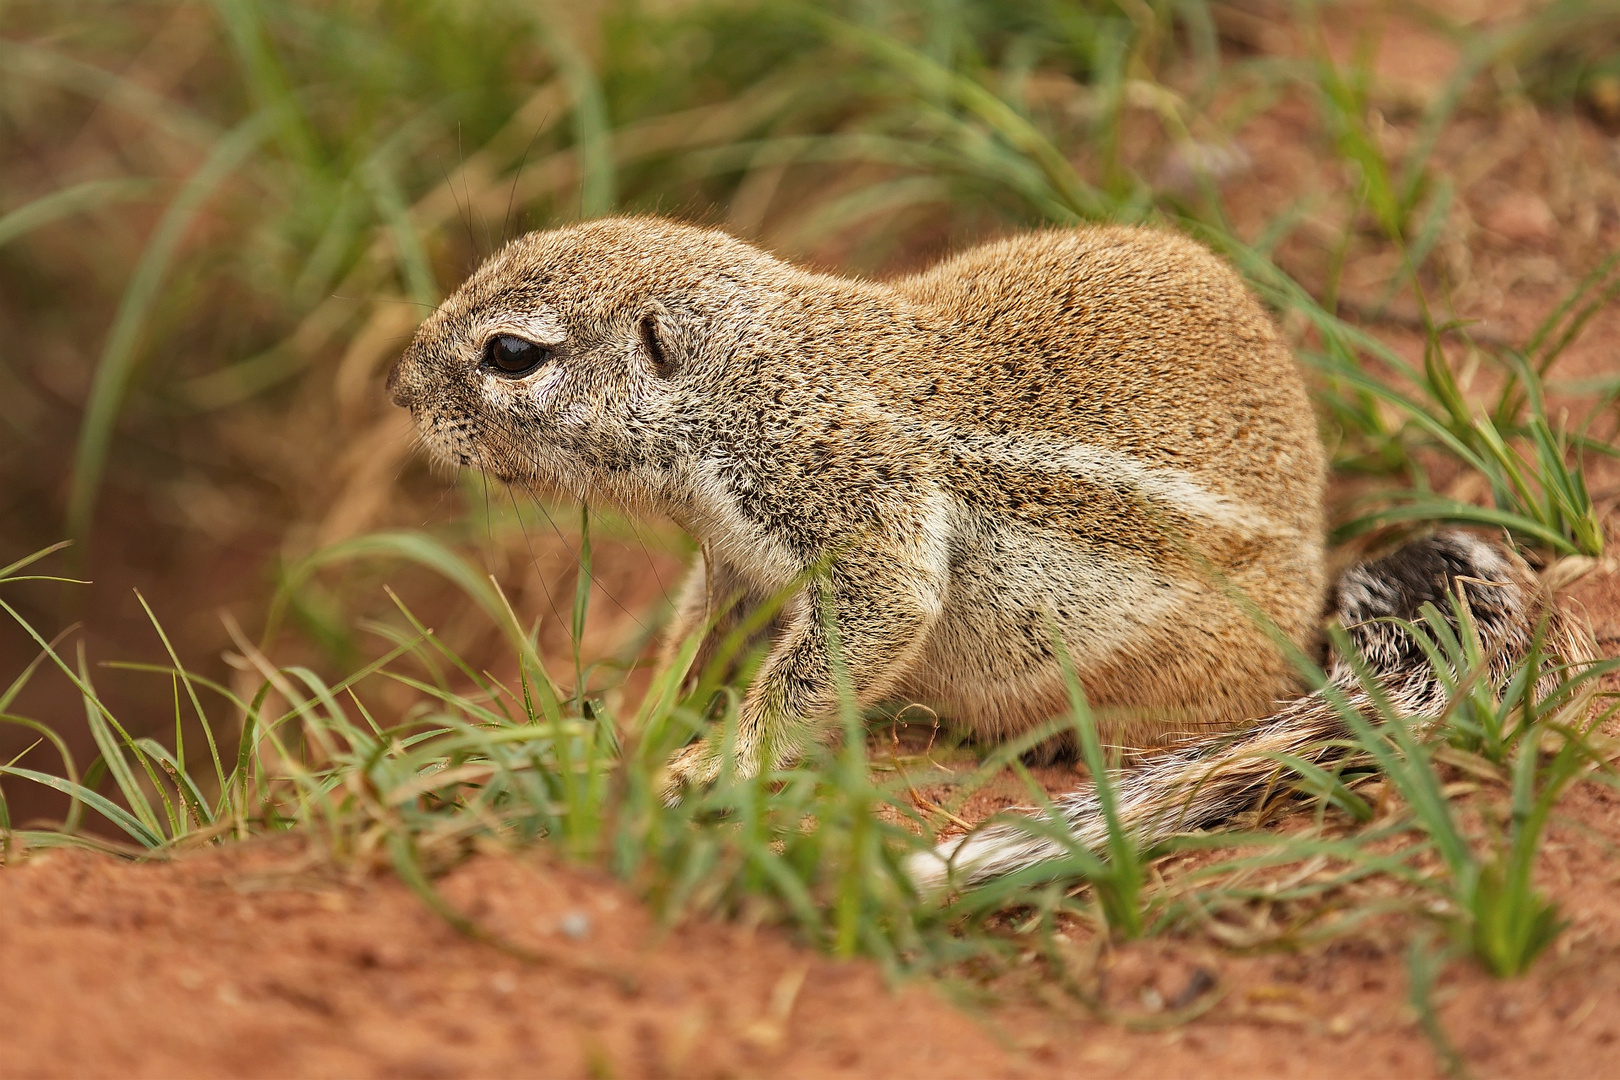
1018,729,1077,767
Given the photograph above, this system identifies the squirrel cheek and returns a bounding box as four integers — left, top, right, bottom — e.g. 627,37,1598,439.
528,368,566,407
483,364,563,409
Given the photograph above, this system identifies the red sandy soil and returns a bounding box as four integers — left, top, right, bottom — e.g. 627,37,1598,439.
0,842,1013,1079
3,770,1620,1080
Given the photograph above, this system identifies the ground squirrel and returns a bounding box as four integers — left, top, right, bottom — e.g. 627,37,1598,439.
389,216,1586,888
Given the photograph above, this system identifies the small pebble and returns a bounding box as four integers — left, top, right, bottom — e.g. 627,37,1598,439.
1484,193,1556,242
558,911,591,940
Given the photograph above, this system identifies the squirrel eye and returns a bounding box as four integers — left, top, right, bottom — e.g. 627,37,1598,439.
483,334,547,376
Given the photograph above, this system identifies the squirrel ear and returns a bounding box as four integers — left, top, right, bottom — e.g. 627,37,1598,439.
639,312,678,377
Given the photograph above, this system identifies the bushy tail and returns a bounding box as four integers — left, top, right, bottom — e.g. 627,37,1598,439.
905,531,1593,891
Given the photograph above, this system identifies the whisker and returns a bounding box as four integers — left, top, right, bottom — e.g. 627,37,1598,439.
520,479,648,633
441,147,480,272
480,469,496,564
504,114,553,245
335,294,436,309
505,482,569,636
625,515,677,614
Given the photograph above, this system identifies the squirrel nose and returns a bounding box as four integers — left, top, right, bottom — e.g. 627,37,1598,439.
386,358,412,409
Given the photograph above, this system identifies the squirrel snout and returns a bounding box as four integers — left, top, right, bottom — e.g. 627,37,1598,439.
385,358,413,409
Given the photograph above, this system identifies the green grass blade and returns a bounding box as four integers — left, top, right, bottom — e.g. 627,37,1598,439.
0,39,219,146
209,0,322,170
76,646,169,838
1334,499,1578,554
0,713,84,834
1524,250,1620,363
273,530,511,642
133,591,228,797
0,179,155,249
1331,631,1476,885
362,154,439,307
0,541,74,582
811,11,1104,220
0,766,164,848
572,503,592,709
133,738,212,830
1269,751,1374,822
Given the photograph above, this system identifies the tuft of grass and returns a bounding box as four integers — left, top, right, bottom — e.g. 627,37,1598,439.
1332,615,1612,977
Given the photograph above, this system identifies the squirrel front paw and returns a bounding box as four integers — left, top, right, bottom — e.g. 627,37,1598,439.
658,736,778,805
658,741,723,805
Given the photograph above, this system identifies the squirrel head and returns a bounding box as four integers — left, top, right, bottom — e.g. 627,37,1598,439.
388,216,775,496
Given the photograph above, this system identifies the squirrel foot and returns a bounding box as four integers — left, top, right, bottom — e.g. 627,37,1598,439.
658,741,725,806
659,737,781,805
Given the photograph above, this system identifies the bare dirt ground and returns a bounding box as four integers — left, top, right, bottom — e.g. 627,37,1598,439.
6,5,1620,1079
0,843,1013,1079
3,766,1620,1079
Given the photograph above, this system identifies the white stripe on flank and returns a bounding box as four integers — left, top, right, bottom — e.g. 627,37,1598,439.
939,428,1282,534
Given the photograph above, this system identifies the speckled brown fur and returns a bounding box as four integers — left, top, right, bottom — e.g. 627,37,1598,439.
389,217,1327,795
389,217,1594,887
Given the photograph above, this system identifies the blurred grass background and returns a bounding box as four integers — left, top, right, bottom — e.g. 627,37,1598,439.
3,0,1619,824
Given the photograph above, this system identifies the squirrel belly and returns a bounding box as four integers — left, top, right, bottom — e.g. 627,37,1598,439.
388,216,1584,885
